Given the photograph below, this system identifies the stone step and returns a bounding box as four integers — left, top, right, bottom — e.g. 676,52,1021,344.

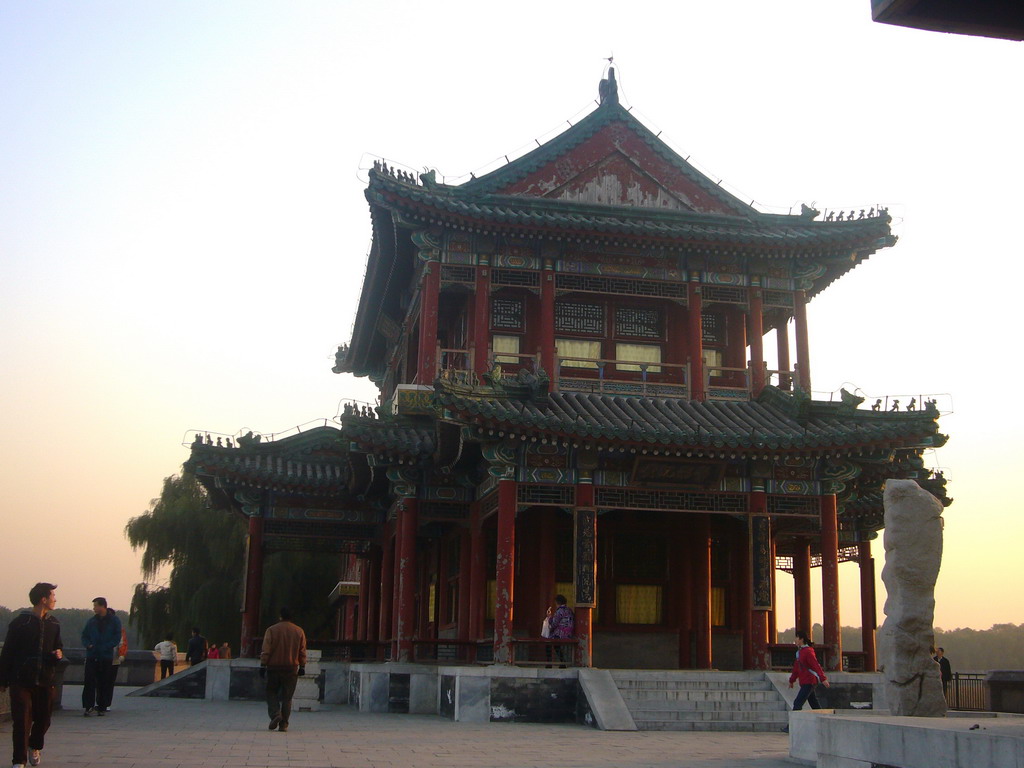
626,698,788,712
609,670,768,682
610,684,770,696
637,719,788,733
619,689,780,702
630,708,788,723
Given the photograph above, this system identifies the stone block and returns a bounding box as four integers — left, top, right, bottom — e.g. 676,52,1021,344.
455,674,489,723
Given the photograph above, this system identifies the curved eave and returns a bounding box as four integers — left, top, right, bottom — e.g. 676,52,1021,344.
434,390,941,456
367,175,893,258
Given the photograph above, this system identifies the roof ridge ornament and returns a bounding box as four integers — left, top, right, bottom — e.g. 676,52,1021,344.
599,62,618,106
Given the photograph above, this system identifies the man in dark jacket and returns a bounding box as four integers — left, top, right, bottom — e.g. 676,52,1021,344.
80,596,122,716
0,582,63,768
185,627,208,666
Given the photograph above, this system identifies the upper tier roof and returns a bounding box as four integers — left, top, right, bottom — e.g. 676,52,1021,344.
364,67,895,258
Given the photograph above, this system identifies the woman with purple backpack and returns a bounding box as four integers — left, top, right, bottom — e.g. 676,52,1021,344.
545,594,575,665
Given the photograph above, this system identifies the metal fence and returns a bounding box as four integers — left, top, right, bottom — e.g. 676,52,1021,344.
948,672,988,711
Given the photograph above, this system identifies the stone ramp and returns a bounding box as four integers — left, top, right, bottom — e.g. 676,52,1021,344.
610,670,789,732
128,659,208,698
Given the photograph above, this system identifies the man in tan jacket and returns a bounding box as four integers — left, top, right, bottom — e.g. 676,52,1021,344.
259,607,307,732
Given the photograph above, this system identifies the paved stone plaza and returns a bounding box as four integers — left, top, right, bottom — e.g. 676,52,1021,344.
0,685,794,768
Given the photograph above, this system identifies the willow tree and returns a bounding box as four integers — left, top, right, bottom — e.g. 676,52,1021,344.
125,472,246,649
127,471,343,650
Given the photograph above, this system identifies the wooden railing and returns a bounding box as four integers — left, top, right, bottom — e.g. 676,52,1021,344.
510,638,579,666
410,639,482,665
310,640,388,662
554,355,689,397
408,638,580,666
765,368,794,391
704,364,751,401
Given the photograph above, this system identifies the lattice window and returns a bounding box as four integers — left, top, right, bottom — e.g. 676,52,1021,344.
556,273,686,299
478,489,499,519
493,269,540,287
767,495,820,516
615,307,661,338
492,297,524,330
555,302,604,334
763,289,794,308
440,265,475,284
702,285,748,306
594,487,748,513
517,484,575,507
702,312,726,346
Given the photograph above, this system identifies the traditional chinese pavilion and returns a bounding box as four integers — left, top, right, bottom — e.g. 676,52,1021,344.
187,68,948,671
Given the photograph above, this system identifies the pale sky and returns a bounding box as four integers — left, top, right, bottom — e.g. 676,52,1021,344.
1,1,1021,632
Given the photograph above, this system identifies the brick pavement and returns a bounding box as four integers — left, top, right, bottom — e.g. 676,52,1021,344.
0,685,794,768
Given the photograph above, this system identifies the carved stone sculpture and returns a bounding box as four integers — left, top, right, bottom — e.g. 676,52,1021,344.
878,479,947,716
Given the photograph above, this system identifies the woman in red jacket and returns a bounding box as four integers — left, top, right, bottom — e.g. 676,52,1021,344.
788,630,830,711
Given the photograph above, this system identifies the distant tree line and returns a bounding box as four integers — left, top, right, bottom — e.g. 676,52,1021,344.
122,471,339,652
0,608,138,649
778,623,1024,672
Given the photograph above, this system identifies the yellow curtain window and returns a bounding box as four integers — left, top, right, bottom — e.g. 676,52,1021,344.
616,343,662,373
556,338,600,369
427,583,436,623
492,335,520,364
485,579,497,620
711,587,726,627
702,348,723,374
615,585,662,624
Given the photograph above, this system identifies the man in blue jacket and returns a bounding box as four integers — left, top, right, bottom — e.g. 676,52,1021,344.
80,597,121,716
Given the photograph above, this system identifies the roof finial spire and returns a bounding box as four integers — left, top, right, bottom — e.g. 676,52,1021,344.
599,58,618,106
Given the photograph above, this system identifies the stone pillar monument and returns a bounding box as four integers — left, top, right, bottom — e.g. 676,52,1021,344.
877,479,947,716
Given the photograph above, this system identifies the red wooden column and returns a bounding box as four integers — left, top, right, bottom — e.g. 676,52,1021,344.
395,499,419,662
793,540,812,635
821,493,842,671
457,527,472,642
416,259,441,384
468,504,485,641
493,479,518,664
688,275,705,401
749,490,771,670
366,547,381,643
356,556,370,640
748,282,765,396
695,515,713,669
776,317,792,391
575,481,597,668
769,534,778,643
473,256,491,377
858,540,877,672
540,258,555,376
378,524,395,652
668,301,688,390
793,289,811,392
240,514,264,658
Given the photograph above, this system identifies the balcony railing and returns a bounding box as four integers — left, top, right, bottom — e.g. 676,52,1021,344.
705,364,751,401
554,355,690,398
421,342,818,403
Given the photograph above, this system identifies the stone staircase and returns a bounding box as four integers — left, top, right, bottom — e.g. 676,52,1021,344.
609,670,789,732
